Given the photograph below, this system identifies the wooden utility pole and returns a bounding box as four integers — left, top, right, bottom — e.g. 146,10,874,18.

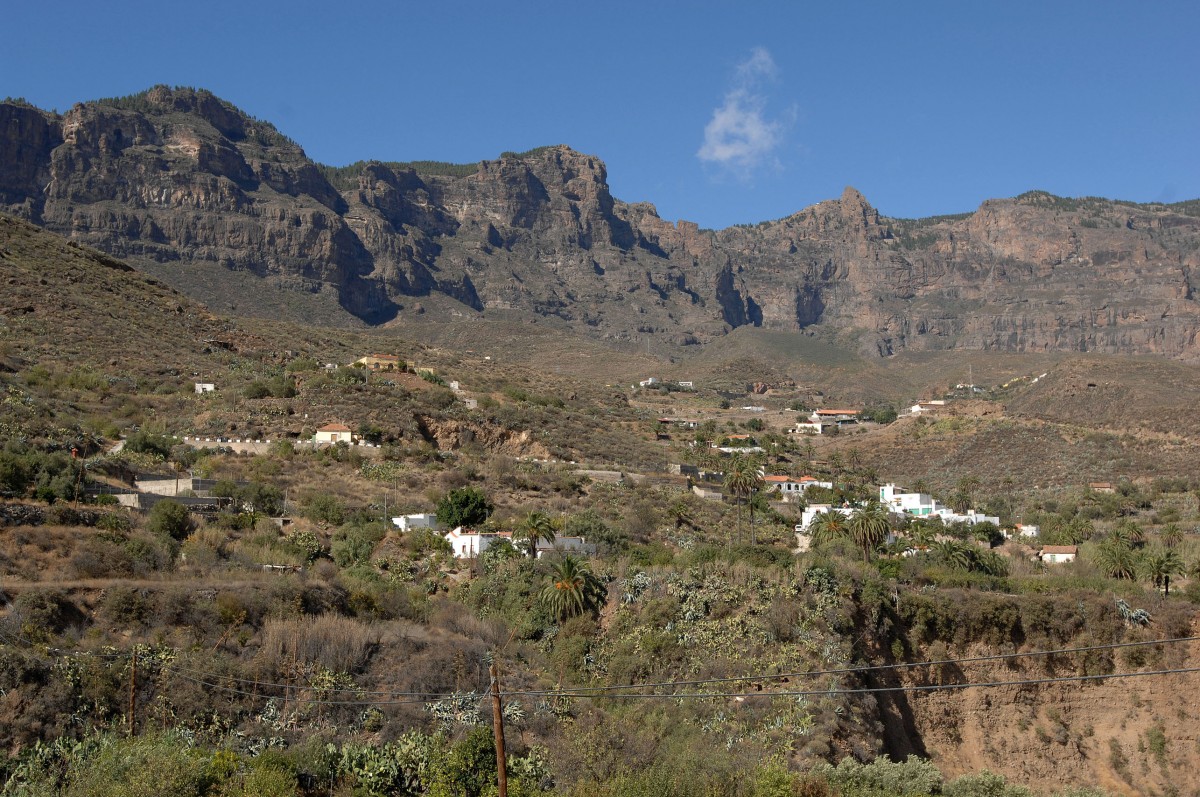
489,662,508,797
128,646,137,737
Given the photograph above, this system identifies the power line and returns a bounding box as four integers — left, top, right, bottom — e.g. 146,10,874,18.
3,628,1196,702
149,633,1200,698
168,662,1200,707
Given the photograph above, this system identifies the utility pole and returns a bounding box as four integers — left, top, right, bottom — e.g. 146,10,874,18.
128,646,137,737
489,662,508,797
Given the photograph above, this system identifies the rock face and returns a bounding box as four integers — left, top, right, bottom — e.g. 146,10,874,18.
3,87,1199,359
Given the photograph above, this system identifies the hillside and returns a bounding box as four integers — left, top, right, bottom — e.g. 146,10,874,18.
5,109,1200,797
2,87,1199,361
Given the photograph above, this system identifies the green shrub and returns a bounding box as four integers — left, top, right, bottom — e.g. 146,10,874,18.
146,499,195,541
436,487,493,528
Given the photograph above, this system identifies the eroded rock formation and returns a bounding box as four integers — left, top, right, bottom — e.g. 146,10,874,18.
3,87,1198,359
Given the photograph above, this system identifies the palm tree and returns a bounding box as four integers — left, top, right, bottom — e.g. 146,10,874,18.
723,454,762,544
517,510,556,559
540,555,605,621
931,540,973,571
847,501,891,563
1093,537,1139,580
808,509,849,549
1064,517,1095,545
1159,523,1184,549
667,497,691,530
827,452,844,487
1111,520,1145,549
1141,546,1183,595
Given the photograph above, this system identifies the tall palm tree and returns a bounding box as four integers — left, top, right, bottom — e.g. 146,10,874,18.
540,555,605,621
847,501,891,563
723,454,762,544
517,510,556,559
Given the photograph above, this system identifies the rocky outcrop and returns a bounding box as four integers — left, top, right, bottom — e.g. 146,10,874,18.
2,88,1199,359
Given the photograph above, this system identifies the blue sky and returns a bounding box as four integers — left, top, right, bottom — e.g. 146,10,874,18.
7,1,1198,228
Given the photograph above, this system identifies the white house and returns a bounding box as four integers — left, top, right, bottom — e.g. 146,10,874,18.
445,527,513,558
763,475,833,502
677,381,694,389
788,421,833,436
313,423,355,444
391,513,441,532
908,400,945,415
443,527,595,559
194,383,216,394
1002,523,1039,540
638,377,661,388
809,408,860,426
879,483,999,526
797,504,855,533
1040,545,1077,564
879,483,938,516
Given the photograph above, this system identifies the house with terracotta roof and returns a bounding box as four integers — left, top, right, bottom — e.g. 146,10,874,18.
763,474,834,502
1040,545,1078,564
313,423,355,444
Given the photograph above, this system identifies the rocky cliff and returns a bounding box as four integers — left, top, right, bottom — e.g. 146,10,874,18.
3,87,1199,359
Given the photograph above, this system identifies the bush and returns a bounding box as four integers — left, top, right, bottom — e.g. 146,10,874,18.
146,500,194,541
436,487,493,528
243,381,271,399
124,431,174,459
331,523,387,567
302,493,346,526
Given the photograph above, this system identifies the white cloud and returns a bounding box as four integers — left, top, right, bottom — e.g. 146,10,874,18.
698,47,787,178
736,46,778,82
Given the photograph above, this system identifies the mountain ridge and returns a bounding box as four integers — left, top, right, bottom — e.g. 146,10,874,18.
2,85,1199,360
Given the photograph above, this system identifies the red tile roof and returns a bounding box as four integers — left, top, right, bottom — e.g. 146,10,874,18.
318,423,352,432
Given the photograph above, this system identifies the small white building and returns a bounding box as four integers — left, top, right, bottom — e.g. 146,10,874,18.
391,513,442,533
194,383,216,394
1040,545,1077,564
443,527,595,559
908,400,945,415
788,421,833,436
313,423,355,444
444,527,512,558
797,504,855,533
1002,523,1039,540
638,377,661,388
